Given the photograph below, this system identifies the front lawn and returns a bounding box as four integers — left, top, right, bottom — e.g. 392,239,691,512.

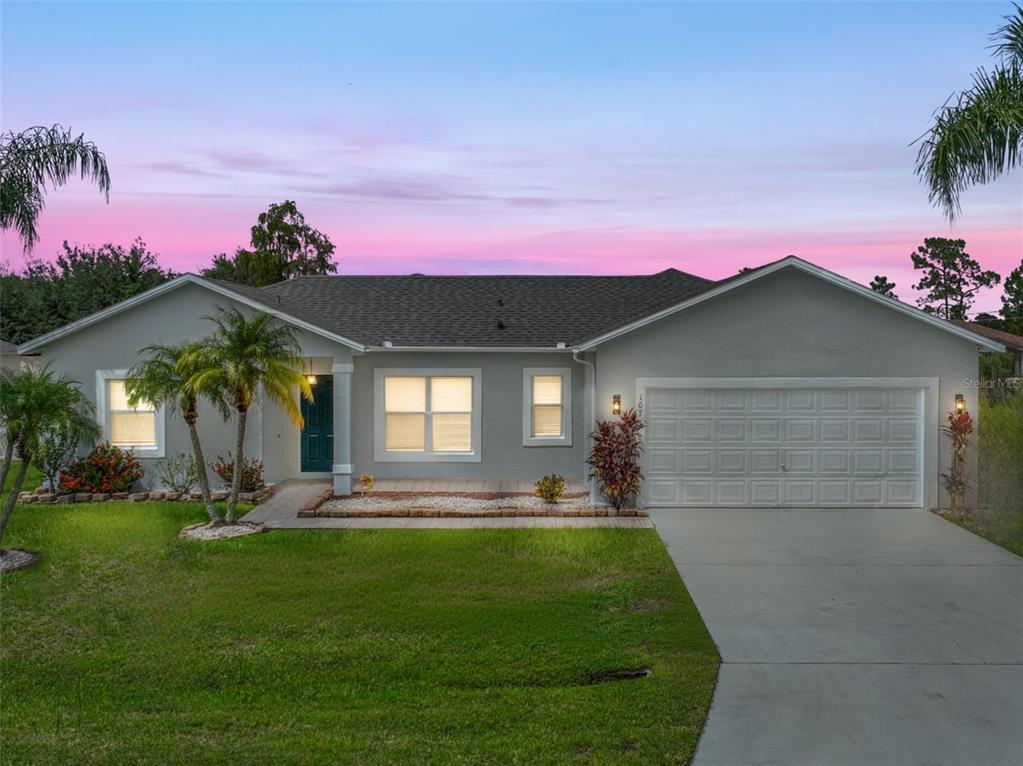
1,503,718,765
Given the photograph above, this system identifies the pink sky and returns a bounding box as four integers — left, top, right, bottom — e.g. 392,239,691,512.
2,2,1020,314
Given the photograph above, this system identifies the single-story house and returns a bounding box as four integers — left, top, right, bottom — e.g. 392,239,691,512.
18,256,1004,509
950,320,1023,376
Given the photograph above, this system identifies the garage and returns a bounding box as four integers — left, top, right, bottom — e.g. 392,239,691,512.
640,381,926,508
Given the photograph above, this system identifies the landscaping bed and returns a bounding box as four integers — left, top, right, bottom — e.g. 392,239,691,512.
306,492,647,518
1,501,718,764
15,482,276,506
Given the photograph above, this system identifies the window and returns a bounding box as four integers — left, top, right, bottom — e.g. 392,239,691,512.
96,370,165,457
375,369,481,462
523,368,572,446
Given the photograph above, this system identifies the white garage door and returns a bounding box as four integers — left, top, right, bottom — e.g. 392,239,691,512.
643,385,923,507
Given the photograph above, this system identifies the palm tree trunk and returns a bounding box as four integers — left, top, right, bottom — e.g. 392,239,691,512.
226,407,247,524
0,449,31,549
0,437,16,500
186,417,221,525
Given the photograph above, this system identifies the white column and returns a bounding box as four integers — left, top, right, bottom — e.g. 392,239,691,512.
332,362,353,495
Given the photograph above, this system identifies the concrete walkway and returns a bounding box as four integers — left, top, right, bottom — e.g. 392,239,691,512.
650,507,1023,766
242,479,651,529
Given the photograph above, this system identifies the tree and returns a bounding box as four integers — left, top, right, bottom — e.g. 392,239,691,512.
914,5,1023,221
869,275,899,299
201,200,337,287
191,309,311,523
0,125,110,252
126,343,228,525
0,365,96,549
1001,260,1023,328
910,237,1000,319
0,239,172,344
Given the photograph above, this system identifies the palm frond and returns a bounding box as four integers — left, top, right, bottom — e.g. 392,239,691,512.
914,64,1023,221
991,3,1023,66
0,124,111,251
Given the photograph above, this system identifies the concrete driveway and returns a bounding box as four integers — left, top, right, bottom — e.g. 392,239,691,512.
650,508,1023,766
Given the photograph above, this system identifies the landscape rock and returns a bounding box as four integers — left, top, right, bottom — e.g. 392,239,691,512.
111,493,128,500
92,493,109,502
211,490,228,501
75,493,92,503
129,492,149,502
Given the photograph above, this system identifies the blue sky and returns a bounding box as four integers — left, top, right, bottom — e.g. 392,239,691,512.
2,1,1019,311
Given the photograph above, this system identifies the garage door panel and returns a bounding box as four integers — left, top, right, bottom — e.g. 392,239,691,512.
642,385,923,508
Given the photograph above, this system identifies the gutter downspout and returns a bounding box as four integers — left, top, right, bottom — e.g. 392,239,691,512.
572,349,598,505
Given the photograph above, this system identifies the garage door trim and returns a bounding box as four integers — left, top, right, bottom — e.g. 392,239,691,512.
635,377,939,509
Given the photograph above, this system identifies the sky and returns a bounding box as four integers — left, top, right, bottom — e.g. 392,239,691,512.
2,1,1021,313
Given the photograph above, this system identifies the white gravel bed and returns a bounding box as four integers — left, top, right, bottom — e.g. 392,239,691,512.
179,522,264,540
0,548,38,573
321,494,592,513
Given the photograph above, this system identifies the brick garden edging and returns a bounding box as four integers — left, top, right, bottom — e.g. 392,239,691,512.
17,483,277,506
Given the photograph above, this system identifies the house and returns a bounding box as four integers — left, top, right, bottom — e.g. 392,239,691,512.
950,320,1023,376
0,339,40,372
18,256,1004,509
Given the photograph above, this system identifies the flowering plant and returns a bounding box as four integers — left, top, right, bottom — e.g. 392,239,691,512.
59,443,144,494
360,473,375,496
212,453,264,492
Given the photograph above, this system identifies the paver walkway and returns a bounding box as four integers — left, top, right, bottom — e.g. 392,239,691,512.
241,479,330,526
651,507,1023,766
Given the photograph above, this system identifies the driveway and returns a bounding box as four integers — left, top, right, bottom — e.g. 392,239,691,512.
650,508,1023,766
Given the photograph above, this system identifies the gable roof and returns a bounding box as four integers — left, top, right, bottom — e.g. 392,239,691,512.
950,320,1023,351
17,256,1005,353
573,256,1006,352
17,274,367,354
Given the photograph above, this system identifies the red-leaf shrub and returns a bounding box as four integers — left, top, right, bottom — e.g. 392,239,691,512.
942,409,974,516
212,453,264,492
59,443,144,494
586,409,645,510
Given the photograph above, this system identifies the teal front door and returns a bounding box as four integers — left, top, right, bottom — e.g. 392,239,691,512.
301,375,334,473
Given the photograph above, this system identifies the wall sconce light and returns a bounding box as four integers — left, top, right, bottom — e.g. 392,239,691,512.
612,393,622,415
954,393,965,414
306,374,318,385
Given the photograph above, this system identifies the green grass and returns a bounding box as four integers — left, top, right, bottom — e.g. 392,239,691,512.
949,510,1023,557
1,460,43,499
1,503,719,765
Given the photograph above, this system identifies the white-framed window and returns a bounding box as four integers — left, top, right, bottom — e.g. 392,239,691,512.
96,370,166,458
374,369,482,462
523,367,572,446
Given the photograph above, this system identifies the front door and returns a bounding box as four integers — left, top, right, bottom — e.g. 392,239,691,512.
301,375,334,473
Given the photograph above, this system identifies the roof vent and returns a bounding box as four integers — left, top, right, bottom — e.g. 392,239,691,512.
497,320,506,330
409,273,425,277
276,295,282,305
497,298,504,307
382,341,393,348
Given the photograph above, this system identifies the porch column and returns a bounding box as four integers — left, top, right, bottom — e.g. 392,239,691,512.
332,362,353,495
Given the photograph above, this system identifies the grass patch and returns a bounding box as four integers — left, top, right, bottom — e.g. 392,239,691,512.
1,460,42,500
1,502,718,764
959,393,1023,557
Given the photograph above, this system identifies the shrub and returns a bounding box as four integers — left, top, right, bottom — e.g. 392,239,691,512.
59,443,144,494
156,452,198,493
979,392,1023,514
212,453,264,492
941,410,973,516
360,473,375,496
535,473,565,504
586,409,645,511
35,424,82,490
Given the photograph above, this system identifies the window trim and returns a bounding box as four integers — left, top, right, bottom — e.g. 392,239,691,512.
522,367,572,447
96,369,166,458
373,368,482,462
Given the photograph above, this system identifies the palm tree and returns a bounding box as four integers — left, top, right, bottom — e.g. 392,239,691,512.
191,308,311,523
0,365,96,550
126,343,229,525
915,4,1023,221
0,124,111,252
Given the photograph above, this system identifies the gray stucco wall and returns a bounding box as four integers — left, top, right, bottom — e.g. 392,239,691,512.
351,351,587,481
37,282,352,488
593,266,983,508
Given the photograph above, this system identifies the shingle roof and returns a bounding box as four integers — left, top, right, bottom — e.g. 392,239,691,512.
950,320,1023,351
221,268,716,347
